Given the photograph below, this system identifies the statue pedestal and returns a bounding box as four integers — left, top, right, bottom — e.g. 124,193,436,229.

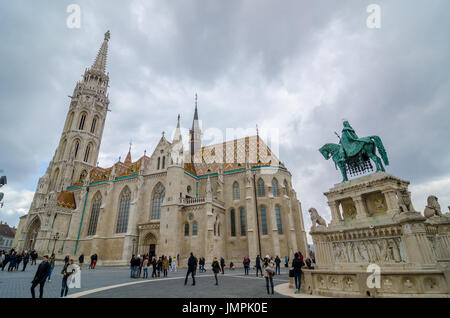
305,172,450,297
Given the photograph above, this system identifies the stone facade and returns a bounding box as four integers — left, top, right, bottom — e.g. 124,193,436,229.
13,32,309,266
303,172,450,297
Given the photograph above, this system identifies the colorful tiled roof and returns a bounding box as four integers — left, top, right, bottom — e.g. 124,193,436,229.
185,135,285,176
56,191,76,210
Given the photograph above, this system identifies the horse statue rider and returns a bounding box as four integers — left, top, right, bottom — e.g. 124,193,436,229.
319,121,389,182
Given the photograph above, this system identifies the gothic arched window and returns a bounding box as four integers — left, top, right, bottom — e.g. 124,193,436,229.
230,209,236,236
162,156,165,169
272,178,279,197
275,205,283,234
218,223,220,236
84,144,91,163
240,207,246,236
74,141,80,159
79,113,87,130
233,182,240,200
184,223,189,236
59,140,67,161
257,178,265,197
192,222,198,236
116,187,131,233
157,157,160,170
284,179,289,195
90,117,97,133
152,184,165,219
87,192,102,236
66,112,74,131
260,206,268,235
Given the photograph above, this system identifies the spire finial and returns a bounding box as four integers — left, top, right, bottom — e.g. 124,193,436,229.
177,114,181,128
129,139,132,153
91,30,110,73
256,124,259,137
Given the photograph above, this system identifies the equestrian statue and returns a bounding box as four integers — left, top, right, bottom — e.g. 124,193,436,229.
319,121,389,182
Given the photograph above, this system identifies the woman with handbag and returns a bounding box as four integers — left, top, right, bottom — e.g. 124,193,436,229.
263,255,275,295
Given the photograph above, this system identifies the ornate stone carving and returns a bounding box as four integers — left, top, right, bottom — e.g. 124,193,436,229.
424,195,444,218
309,208,327,228
397,189,415,213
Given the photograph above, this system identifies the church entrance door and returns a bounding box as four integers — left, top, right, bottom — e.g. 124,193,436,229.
149,244,156,258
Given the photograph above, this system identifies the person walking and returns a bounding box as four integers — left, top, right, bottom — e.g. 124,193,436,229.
8,251,16,272
31,250,38,266
162,256,169,277
275,256,281,275
64,255,69,266
30,255,51,298
243,256,250,275
212,257,221,285
171,256,177,272
157,257,162,277
255,255,263,277
48,254,56,282
22,252,30,271
263,255,275,295
78,253,84,270
184,252,197,286
151,256,157,278
60,259,75,298
220,257,225,275
15,252,23,271
142,257,149,279
130,255,136,278
168,256,172,272
1,251,9,271
284,256,289,268
292,253,304,294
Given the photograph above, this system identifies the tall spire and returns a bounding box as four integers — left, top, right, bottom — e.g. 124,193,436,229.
91,30,110,73
124,140,132,165
193,93,199,121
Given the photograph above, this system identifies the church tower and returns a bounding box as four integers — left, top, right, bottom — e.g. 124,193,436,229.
189,94,202,162
46,31,111,192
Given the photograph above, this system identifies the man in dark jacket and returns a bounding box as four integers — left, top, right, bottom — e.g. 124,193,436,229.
30,255,51,298
22,252,30,271
292,253,304,294
78,253,84,269
184,252,197,286
220,257,225,274
255,255,263,277
274,256,281,275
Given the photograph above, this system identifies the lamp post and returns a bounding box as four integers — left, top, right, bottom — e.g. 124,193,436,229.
52,232,60,255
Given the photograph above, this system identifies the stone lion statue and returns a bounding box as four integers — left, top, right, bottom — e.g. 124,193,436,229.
424,195,443,218
397,189,415,213
309,208,327,227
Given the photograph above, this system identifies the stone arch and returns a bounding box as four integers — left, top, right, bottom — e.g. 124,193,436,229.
50,168,60,191
272,177,279,197
78,111,88,130
65,111,75,131
141,232,158,257
71,138,82,160
25,216,41,251
151,182,165,220
257,178,265,197
116,186,131,233
90,115,99,134
233,181,240,200
59,139,67,161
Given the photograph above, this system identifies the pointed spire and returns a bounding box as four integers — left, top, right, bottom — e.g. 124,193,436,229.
177,114,181,128
124,140,132,165
91,30,110,73
173,114,182,142
194,93,198,120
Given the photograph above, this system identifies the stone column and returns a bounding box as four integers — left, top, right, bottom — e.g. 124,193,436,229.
353,196,368,220
246,185,258,262
382,189,399,215
399,216,435,265
285,197,298,257
328,200,342,225
269,197,281,258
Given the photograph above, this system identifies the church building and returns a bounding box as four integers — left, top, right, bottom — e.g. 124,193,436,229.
13,31,309,266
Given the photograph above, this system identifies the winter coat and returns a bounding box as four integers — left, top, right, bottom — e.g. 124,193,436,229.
212,261,221,274
32,260,51,284
187,256,197,271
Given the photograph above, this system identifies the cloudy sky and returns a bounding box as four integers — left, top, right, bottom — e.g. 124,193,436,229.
1,0,449,242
